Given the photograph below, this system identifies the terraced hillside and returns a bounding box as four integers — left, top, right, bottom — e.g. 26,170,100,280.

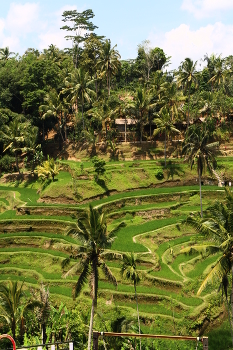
0,159,228,344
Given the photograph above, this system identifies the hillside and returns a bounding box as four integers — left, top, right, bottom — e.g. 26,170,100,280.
0,148,232,349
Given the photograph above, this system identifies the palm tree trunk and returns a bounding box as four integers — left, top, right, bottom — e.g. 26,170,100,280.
95,72,98,98
164,130,167,168
108,70,111,96
82,102,85,131
88,298,95,350
125,116,127,143
134,283,141,350
187,84,190,127
15,151,20,174
199,168,203,217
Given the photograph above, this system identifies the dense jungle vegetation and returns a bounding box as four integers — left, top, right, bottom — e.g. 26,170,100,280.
1,8,233,350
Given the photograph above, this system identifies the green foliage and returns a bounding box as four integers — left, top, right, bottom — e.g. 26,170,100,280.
155,170,164,180
0,154,16,173
92,156,106,181
36,157,61,182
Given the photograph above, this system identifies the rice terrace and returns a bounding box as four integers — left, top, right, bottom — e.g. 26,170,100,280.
1,3,233,350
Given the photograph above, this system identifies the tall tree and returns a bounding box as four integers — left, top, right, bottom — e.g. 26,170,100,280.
63,68,96,131
153,108,180,167
177,58,199,126
61,9,98,68
133,86,154,143
0,115,30,173
121,253,142,350
182,124,219,217
0,47,15,60
98,39,121,96
62,204,124,350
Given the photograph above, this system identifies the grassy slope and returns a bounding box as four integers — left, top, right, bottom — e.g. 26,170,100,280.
0,157,231,341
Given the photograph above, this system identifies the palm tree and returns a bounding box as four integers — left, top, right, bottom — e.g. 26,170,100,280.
133,86,154,143
62,204,124,350
63,68,96,130
0,47,15,60
153,108,180,167
0,116,29,173
36,157,60,182
98,39,121,96
176,58,199,126
39,89,64,143
182,187,233,345
182,124,219,217
121,253,141,350
0,281,24,339
207,55,226,90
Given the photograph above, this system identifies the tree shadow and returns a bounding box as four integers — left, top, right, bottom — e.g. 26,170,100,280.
164,160,185,180
97,178,109,195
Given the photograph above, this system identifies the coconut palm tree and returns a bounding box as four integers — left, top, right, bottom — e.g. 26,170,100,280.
62,204,124,350
98,39,121,96
208,55,226,90
39,89,64,143
121,253,141,350
182,187,233,345
176,58,199,126
0,116,30,174
182,124,219,217
133,86,154,143
153,108,180,167
0,47,15,60
63,68,96,130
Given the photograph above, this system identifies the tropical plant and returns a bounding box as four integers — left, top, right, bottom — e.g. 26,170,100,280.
182,187,233,345
153,108,180,167
133,86,154,143
121,252,142,350
36,157,60,182
182,124,219,217
63,68,96,130
0,115,30,173
98,39,121,96
176,58,199,126
62,204,124,350
0,281,24,340
0,47,15,60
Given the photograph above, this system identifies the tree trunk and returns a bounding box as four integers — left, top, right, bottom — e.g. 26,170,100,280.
95,72,98,98
15,151,20,174
164,130,167,168
108,70,111,96
134,283,141,350
82,102,85,131
88,298,95,350
199,168,203,218
187,84,190,127
125,116,127,143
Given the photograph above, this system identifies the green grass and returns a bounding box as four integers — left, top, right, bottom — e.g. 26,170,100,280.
111,216,187,252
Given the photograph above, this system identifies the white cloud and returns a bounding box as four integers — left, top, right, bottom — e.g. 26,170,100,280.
5,3,40,35
148,22,233,70
181,0,233,19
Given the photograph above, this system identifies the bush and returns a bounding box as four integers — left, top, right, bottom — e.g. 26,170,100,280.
0,154,16,173
155,170,164,180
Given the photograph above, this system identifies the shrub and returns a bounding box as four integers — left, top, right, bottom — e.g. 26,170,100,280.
0,155,16,173
155,170,164,180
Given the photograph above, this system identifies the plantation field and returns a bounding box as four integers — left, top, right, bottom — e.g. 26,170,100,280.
0,158,231,347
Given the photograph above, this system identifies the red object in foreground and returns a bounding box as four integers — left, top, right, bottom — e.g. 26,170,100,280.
0,334,16,350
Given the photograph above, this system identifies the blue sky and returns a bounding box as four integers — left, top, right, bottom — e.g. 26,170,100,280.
1,0,233,69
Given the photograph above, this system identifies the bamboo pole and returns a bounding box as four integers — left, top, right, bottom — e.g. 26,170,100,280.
92,331,208,350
